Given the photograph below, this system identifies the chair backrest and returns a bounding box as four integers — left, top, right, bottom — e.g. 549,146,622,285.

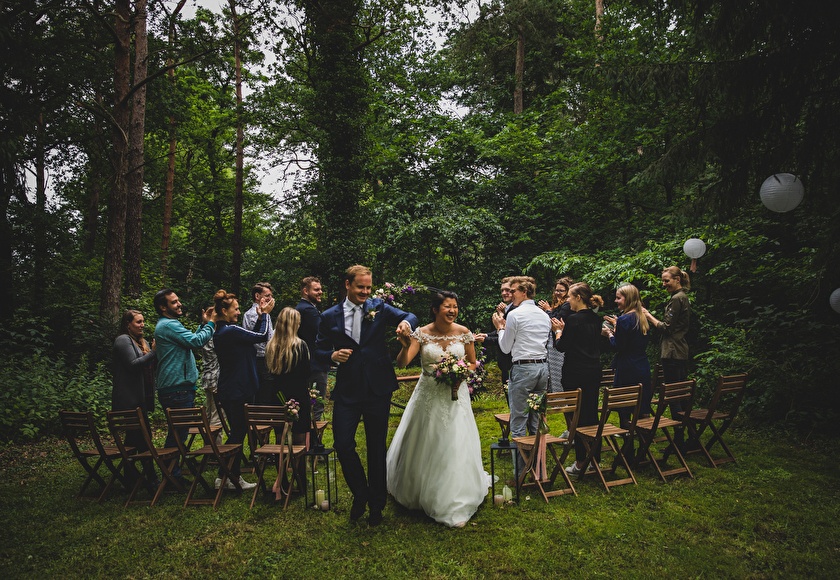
601,384,642,433
650,379,695,427
106,408,144,458
166,406,216,455
244,403,287,449
706,373,748,418
600,367,616,389
60,410,107,457
651,363,665,391
545,389,581,440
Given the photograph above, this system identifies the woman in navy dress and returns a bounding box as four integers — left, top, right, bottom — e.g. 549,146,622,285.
212,289,273,490
603,284,651,420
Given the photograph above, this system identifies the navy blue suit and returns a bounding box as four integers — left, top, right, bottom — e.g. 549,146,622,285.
315,298,417,512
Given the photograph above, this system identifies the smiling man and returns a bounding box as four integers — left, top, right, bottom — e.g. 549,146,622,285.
153,288,216,476
315,265,418,526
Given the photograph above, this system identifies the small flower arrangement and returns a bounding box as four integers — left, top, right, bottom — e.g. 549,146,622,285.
372,282,420,310
284,398,301,422
309,386,324,408
466,341,488,399
527,392,550,434
431,351,471,401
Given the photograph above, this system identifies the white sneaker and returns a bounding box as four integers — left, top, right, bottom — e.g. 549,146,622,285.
565,462,597,475
215,476,257,491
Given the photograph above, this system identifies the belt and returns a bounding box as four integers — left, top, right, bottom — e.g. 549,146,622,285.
512,358,547,365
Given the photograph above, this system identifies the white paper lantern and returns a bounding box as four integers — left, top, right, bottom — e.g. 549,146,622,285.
830,288,840,314
759,173,804,213
683,238,706,259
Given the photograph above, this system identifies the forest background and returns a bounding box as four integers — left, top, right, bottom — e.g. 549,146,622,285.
1,0,838,443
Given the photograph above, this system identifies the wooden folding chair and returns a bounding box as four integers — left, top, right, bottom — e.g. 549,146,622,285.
59,410,128,501
634,380,696,481
166,406,242,509
681,373,748,467
512,389,582,501
107,408,185,506
493,412,511,443
185,391,226,451
574,384,642,492
245,404,307,509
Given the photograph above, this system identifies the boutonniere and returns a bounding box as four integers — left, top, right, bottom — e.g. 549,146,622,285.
364,305,380,322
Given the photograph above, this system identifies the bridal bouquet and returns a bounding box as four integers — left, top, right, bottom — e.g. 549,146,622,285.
431,351,471,400
527,392,550,434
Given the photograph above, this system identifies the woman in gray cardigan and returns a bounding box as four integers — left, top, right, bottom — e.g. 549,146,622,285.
112,309,158,486
112,309,157,412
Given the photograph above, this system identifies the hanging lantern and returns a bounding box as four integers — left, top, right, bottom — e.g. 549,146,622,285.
683,238,706,273
759,173,804,213
830,288,840,314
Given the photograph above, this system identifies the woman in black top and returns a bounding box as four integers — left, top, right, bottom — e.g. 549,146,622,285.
265,307,312,445
551,282,604,475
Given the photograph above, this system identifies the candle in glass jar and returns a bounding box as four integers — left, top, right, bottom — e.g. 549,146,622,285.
315,489,325,504
320,500,330,511
493,494,504,506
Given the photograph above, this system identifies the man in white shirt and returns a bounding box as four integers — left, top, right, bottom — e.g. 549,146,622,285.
492,276,551,446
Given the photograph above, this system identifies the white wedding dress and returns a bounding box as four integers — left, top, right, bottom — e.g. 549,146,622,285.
386,330,490,527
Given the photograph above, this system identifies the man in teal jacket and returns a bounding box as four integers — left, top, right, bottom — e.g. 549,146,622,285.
154,289,215,476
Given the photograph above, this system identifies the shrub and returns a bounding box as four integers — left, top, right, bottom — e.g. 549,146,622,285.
0,354,112,442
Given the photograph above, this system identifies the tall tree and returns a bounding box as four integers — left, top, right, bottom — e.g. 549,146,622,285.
99,0,132,322
124,0,149,297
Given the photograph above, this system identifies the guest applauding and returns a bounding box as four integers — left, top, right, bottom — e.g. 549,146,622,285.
111,310,157,483
212,289,273,491
539,277,574,392
603,284,651,420
552,282,605,475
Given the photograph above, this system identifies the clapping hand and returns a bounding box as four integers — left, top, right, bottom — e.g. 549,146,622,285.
203,306,216,324
538,299,551,311
495,302,506,315
257,295,275,315
550,317,564,332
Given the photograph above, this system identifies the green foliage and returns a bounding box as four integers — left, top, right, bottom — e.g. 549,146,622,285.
0,355,111,442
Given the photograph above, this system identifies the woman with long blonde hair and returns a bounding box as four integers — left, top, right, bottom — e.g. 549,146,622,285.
265,307,312,445
603,283,652,417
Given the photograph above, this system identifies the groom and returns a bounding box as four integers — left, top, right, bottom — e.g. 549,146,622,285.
315,265,418,525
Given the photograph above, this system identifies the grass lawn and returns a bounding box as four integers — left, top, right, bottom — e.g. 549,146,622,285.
1,382,838,579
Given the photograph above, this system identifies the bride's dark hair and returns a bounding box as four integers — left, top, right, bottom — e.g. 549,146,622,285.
429,290,459,320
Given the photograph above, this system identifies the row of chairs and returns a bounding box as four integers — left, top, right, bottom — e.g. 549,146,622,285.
60,404,321,510
499,372,748,502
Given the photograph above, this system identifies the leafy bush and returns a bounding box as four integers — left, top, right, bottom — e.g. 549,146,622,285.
0,354,112,442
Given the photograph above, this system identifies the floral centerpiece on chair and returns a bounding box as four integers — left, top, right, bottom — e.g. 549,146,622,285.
527,392,550,434
431,351,471,401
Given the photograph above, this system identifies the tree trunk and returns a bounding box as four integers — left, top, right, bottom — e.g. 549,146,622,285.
306,0,369,294
514,26,524,114
595,0,604,41
124,0,148,298
229,0,244,296
161,0,187,284
100,0,132,322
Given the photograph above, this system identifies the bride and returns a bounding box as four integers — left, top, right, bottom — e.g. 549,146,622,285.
387,290,489,528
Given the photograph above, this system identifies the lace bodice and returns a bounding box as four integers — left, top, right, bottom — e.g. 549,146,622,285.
411,329,475,373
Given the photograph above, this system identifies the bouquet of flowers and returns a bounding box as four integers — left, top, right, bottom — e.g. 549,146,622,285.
277,391,301,422
431,351,471,401
309,385,324,408
527,392,550,434
466,341,488,399
284,399,301,422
